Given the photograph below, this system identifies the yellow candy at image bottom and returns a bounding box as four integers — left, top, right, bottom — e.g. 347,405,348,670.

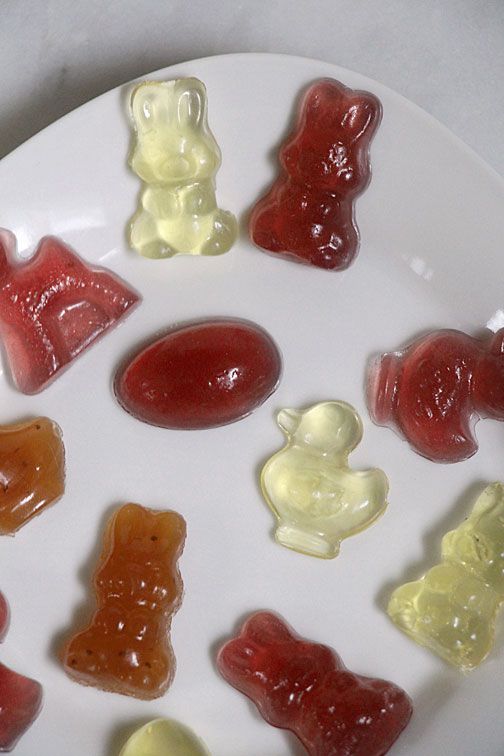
388,482,504,671
119,719,211,756
261,401,389,559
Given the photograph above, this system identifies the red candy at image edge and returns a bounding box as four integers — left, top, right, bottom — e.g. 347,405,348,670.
114,319,282,429
367,327,504,463
0,230,139,394
250,78,382,270
217,611,412,756
0,592,43,752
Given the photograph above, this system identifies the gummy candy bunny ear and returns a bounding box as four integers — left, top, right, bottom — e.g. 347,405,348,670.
341,92,382,143
241,611,295,646
176,78,207,130
0,591,9,641
0,229,17,280
130,82,173,134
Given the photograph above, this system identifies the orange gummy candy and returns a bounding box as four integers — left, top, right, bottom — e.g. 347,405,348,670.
61,503,186,699
0,417,65,535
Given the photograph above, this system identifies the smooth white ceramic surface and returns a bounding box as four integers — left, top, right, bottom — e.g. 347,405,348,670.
0,54,503,756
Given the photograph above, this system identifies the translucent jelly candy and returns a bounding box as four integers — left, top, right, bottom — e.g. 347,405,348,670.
388,482,504,670
128,78,237,258
217,611,412,756
0,230,139,394
261,401,388,558
0,591,43,752
367,327,504,463
119,718,210,756
0,592,9,642
250,78,381,270
0,417,65,535
61,503,186,699
115,319,281,429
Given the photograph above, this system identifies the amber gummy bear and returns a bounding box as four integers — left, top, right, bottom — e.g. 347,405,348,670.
0,417,65,535
61,503,186,699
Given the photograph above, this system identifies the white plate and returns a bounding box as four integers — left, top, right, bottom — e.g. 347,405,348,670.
0,53,503,756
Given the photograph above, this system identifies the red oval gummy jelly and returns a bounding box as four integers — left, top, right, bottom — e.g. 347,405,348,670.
114,319,281,429
0,230,139,394
250,78,382,270
217,611,412,756
367,328,504,463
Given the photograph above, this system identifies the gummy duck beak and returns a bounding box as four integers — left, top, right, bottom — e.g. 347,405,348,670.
277,408,299,435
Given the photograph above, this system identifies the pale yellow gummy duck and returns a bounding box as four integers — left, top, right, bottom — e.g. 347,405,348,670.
261,401,388,559
119,718,210,756
128,78,237,258
388,482,504,671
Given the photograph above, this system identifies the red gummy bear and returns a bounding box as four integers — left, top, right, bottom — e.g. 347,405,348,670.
0,230,139,394
217,611,412,756
367,328,504,463
0,591,43,752
250,79,382,270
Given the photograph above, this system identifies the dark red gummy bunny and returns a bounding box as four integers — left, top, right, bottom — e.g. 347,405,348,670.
367,328,504,463
0,230,139,394
217,611,412,756
0,591,43,751
250,78,382,270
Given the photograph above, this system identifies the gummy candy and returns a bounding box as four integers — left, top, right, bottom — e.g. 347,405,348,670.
261,401,388,558
61,503,186,699
119,718,210,756
217,611,412,756
0,230,139,394
128,78,237,258
115,319,281,429
0,417,65,535
0,591,43,752
250,78,381,270
0,592,8,641
388,482,504,670
367,327,504,463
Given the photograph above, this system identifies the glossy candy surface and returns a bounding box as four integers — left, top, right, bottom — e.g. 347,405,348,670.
61,503,186,699
128,78,237,258
0,591,43,752
250,78,381,270
388,482,504,670
119,718,211,756
218,611,412,756
261,401,388,558
115,319,281,429
0,417,65,535
367,327,504,463
0,230,139,394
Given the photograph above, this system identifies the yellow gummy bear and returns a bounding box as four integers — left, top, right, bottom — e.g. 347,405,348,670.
388,482,504,671
128,78,237,259
119,718,210,756
260,401,389,559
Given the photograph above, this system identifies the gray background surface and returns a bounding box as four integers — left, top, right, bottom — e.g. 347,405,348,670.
0,1,503,176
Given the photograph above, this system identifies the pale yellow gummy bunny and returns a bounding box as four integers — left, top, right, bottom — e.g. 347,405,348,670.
128,78,237,258
119,718,211,756
388,482,504,671
261,401,388,559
